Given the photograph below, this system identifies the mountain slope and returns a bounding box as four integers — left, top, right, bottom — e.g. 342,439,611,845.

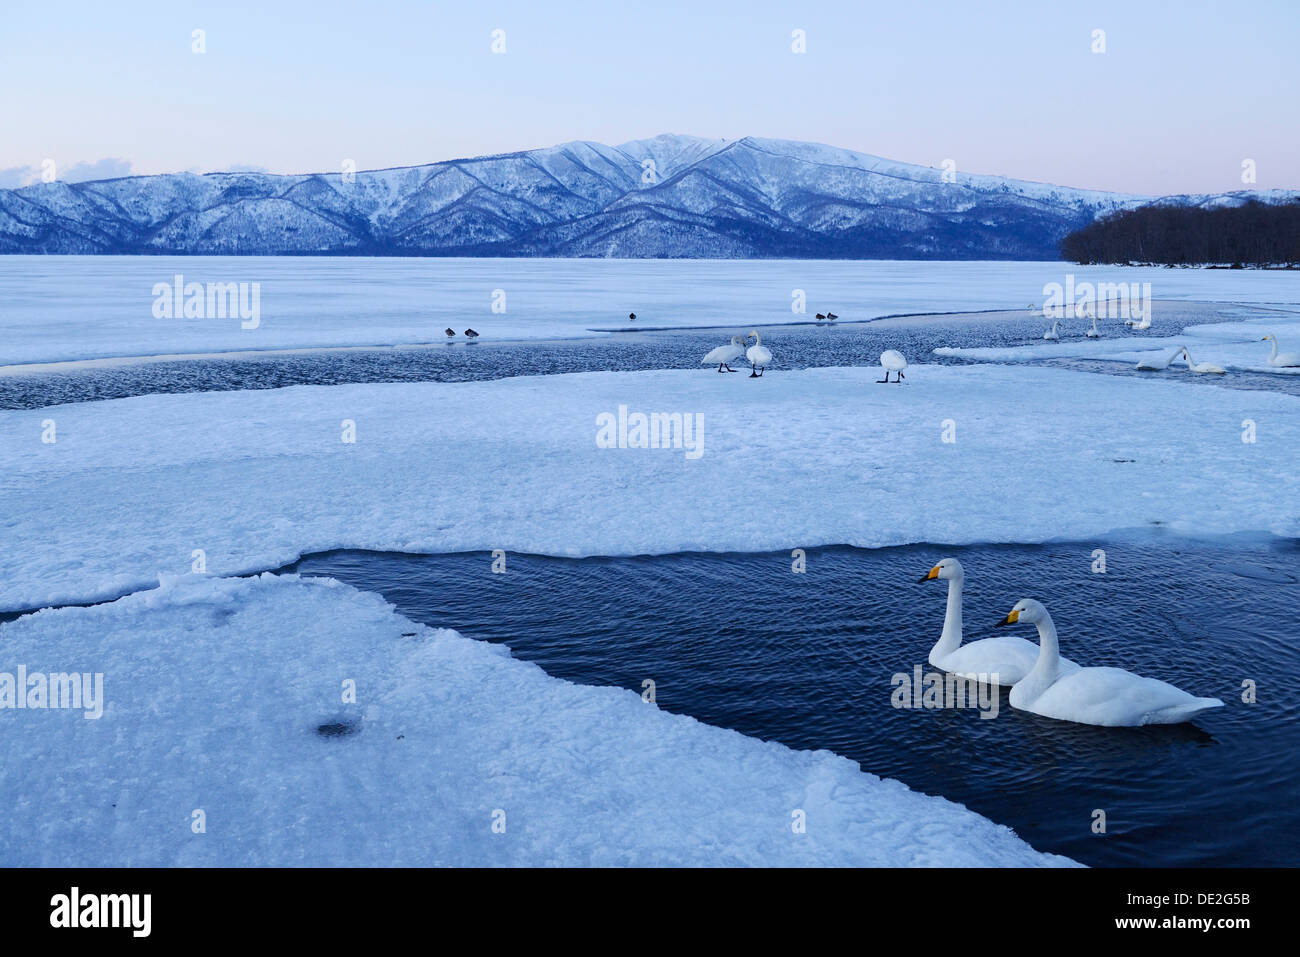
1,134,1290,259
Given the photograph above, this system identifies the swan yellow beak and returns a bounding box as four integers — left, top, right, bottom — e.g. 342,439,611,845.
994,609,1020,628
917,565,941,583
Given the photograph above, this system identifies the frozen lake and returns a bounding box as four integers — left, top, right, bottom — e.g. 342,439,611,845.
284,539,1300,868
3,254,1297,867
3,255,1300,366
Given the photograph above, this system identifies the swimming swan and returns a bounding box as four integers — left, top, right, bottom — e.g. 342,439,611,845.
1085,315,1100,338
702,335,745,373
1043,320,1062,341
996,599,1224,726
1262,334,1300,367
919,560,1079,686
745,330,772,377
1181,347,1225,374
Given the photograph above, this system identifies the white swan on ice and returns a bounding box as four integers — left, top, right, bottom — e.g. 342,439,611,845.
701,335,745,373
1180,347,1225,375
1262,334,1300,367
997,599,1224,726
1085,315,1100,338
745,330,772,377
919,559,1079,686
878,350,907,383
1136,347,1184,371
1043,320,1062,341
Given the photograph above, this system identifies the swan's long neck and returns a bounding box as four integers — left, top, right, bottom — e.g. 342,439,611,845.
753,332,762,346
932,575,964,657
1026,611,1061,684
1270,337,1280,359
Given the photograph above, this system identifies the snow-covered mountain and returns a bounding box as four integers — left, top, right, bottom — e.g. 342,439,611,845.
1,134,1291,259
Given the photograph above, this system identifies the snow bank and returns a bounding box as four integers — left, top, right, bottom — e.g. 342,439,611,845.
936,316,1300,375
2,257,1300,366
0,572,1072,866
3,365,1297,612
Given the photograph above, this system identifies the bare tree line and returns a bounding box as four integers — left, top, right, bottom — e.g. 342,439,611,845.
1061,199,1300,266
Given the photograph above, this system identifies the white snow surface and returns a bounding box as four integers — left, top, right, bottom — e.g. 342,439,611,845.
3,257,1300,367
3,364,1297,612
0,571,1074,866
936,314,1300,374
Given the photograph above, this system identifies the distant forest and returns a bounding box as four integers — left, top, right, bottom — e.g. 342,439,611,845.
1061,199,1300,266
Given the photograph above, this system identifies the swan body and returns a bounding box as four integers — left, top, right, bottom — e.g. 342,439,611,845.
1136,347,1183,371
1085,316,1100,338
702,335,745,372
998,599,1224,727
920,560,1079,686
1181,347,1225,374
1125,316,1152,330
878,349,906,383
1262,334,1300,367
1043,320,1061,341
745,330,772,377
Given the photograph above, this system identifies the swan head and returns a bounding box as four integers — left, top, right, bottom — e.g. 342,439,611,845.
732,335,744,346
917,557,963,584
747,329,761,345
1262,335,1274,342
995,598,1048,628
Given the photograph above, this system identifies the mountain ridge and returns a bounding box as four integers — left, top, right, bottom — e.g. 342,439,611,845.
2,134,1294,259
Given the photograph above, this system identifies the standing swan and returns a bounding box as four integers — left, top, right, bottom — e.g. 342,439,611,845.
745,330,772,377
1085,315,1100,338
701,335,745,373
1261,334,1300,367
878,350,907,383
1043,320,1062,341
996,599,1224,726
919,560,1079,686
1180,347,1225,374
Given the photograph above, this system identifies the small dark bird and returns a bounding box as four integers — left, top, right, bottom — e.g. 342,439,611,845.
464,328,479,338
815,313,826,321
444,328,455,337
826,312,838,320
628,312,636,321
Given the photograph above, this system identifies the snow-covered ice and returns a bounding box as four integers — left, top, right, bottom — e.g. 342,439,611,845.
0,572,1074,866
2,257,1300,366
936,315,1300,375
3,364,1297,612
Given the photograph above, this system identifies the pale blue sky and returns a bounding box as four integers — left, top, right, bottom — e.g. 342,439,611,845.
2,0,1296,194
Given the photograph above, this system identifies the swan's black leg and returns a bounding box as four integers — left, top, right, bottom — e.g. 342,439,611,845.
749,367,759,377
716,363,726,373
726,364,737,372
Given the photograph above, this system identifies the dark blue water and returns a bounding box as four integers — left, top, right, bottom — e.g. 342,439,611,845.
284,537,1300,867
